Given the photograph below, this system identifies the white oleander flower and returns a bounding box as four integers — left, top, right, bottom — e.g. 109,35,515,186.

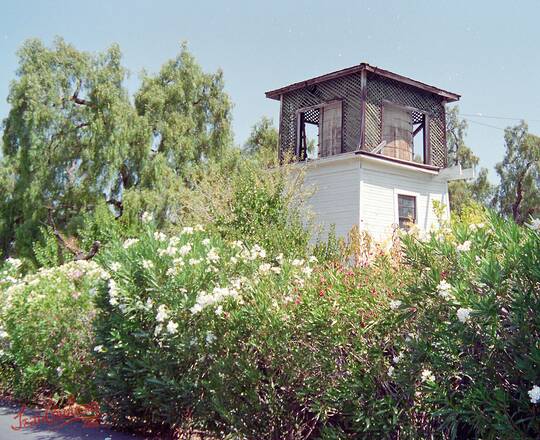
166,321,178,334
437,280,453,300
156,305,168,322
526,218,540,231
123,238,139,249
141,211,154,223
456,307,472,323
215,305,223,316
154,231,167,241
182,226,194,235
393,353,403,363
202,238,211,246
232,240,244,249
207,248,220,263
142,260,154,269
456,240,471,252
528,385,540,404
158,246,178,257
205,331,216,344
389,300,402,310
259,263,271,274
190,303,203,314
179,244,192,256
421,369,435,382
93,345,105,353
6,258,22,269
302,266,313,277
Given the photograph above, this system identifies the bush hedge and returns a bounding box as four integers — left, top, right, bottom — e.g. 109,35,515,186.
0,210,539,439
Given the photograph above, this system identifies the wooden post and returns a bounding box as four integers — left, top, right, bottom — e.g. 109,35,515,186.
359,69,367,150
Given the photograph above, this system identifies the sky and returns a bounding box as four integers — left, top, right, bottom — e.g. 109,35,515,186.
1,0,539,182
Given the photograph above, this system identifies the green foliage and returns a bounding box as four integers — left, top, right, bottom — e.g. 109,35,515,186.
446,106,494,214
243,116,279,163
92,223,404,437
1,37,141,259
1,38,233,261
396,211,540,438
0,259,107,401
135,43,232,173
213,162,309,257
1,212,539,438
494,122,540,224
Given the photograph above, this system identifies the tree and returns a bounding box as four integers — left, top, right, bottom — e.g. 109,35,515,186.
1,37,141,257
134,43,232,175
494,122,540,224
1,38,233,259
244,116,278,155
445,107,494,213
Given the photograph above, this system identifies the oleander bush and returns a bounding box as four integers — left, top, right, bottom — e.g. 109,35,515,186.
0,258,108,401
383,210,540,439
1,208,539,439
92,221,406,438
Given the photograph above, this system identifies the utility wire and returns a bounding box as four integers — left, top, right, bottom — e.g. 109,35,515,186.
464,119,506,131
461,113,540,123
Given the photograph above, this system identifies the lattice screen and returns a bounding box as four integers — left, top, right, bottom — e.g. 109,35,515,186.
365,74,447,167
279,73,362,158
279,71,447,167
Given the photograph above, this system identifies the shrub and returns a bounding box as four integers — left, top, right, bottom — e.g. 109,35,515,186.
0,259,107,402
92,221,406,437
388,211,540,438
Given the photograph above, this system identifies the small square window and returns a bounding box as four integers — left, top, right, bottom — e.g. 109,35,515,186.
398,194,416,230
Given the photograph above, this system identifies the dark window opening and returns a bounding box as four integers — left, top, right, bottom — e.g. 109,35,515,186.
297,101,342,160
382,103,429,164
398,194,417,230
297,107,320,160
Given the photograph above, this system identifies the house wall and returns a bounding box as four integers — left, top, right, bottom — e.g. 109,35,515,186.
300,154,360,240
300,154,449,242
359,157,449,241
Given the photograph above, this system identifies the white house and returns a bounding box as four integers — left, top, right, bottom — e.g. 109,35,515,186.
266,63,471,240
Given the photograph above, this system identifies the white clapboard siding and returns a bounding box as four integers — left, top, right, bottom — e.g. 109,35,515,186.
359,158,449,240
299,152,449,242
301,154,360,240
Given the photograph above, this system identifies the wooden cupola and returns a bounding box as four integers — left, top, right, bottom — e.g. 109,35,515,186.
266,63,460,169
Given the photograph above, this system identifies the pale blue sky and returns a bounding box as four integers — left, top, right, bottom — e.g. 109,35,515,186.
1,0,539,181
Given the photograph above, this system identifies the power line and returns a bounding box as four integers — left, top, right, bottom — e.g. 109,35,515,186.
464,119,506,131
461,113,540,123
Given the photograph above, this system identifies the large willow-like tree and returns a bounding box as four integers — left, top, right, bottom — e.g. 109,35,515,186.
1,38,232,258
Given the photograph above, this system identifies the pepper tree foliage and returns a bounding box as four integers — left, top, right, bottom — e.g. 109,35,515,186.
1,38,232,259
445,106,494,213
494,122,540,224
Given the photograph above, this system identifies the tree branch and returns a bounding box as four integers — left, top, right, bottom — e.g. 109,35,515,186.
511,161,532,224
46,207,100,260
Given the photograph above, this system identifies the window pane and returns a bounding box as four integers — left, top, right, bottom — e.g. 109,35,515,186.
398,195,416,228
